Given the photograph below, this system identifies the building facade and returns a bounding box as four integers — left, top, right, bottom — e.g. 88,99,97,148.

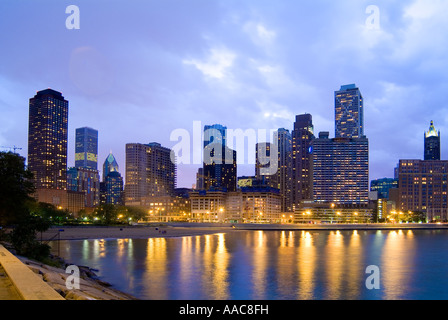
189,188,282,223
335,84,364,139
398,160,448,221
28,89,68,191
75,127,98,170
291,114,314,208
125,142,176,206
275,128,293,212
100,153,123,206
67,167,100,208
370,178,398,199
312,132,369,205
203,124,237,192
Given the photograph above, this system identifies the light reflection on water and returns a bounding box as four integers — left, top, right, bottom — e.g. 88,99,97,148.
51,229,448,300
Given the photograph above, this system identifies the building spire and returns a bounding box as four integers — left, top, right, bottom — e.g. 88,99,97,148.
426,120,439,138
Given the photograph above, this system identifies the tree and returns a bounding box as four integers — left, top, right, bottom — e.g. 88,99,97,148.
0,152,35,226
0,152,52,260
94,204,117,224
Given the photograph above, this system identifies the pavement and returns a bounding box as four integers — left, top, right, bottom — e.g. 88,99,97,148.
0,265,21,300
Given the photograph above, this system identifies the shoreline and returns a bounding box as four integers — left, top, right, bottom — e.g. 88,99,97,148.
37,222,448,241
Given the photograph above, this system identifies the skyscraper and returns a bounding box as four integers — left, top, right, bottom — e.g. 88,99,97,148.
125,142,177,206
100,153,123,205
203,124,237,192
291,114,314,208
103,152,120,181
275,128,293,212
255,142,275,187
67,166,100,207
75,127,98,170
28,89,68,190
335,84,364,139
312,132,369,204
424,120,441,161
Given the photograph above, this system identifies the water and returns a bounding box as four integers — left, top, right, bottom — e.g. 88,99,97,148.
50,229,448,300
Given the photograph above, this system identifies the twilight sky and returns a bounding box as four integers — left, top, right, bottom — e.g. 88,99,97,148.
1,0,448,188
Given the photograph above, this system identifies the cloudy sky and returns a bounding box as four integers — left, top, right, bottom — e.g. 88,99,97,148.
1,0,448,188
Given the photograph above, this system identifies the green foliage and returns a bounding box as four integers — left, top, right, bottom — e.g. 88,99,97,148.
0,152,52,261
9,213,52,260
0,152,35,226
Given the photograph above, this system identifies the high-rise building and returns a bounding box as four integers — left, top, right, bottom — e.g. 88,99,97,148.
125,142,176,206
100,153,123,205
291,114,314,208
204,124,227,149
67,167,100,208
203,124,237,192
398,160,448,221
275,128,293,212
335,84,364,139
255,142,276,187
312,132,369,204
75,127,98,170
311,84,369,205
424,120,441,161
28,89,69,190
103,152,120,181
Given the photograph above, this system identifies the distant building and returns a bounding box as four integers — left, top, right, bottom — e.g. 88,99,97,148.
398,160,448,221
370,178,398,199
310,84,369,206
291,114,314,208
189,188,282,223
67,167,100,208
424,120,440,161
275,128,293,212
75,127,98,170
196,167,205,190
202,124,237,192
255,142,276,187
294,201,373,224
312,132,369,205
28,89,68,191
102,152,120,181
125,142,176,207
100,153,123,206
335,84,364,139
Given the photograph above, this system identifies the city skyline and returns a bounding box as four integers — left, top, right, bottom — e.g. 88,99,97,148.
2,1,448,188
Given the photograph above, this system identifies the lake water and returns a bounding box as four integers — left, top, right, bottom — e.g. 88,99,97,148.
50,229,448,300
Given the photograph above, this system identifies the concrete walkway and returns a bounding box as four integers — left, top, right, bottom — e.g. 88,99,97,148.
0,265,21,300
0,245,64,300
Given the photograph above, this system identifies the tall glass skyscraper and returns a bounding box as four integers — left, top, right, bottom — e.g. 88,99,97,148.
335,84,364,139
75,127,98,170
424,120,440,161
103,152,120,181
28,89,68,190
203,124,237,192
100,153,123,205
